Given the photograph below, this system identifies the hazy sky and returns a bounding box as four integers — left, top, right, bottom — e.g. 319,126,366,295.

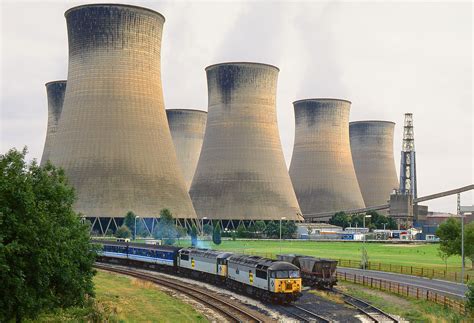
1,0,472,213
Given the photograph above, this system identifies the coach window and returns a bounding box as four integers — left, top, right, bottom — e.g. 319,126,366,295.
181,253,189,261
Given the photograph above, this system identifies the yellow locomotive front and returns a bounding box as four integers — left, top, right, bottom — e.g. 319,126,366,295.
268,262,302,302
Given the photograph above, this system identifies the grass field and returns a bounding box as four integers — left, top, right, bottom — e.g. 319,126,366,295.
34,270,208,322
177,239,472,274
335,281,467,322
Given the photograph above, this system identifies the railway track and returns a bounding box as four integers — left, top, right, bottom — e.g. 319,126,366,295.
94,263,266,323
335,290,399,322
275,304,331,322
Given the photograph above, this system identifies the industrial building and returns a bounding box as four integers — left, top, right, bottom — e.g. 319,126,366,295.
349,121,399,209
40,80,66,166
166,109,207,189
289,99,365,220
189,62,303,228
48,4,197,234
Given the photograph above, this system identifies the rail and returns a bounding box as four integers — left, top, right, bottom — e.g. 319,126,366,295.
336,290,399,322
94,263,265,323
336,272,466,315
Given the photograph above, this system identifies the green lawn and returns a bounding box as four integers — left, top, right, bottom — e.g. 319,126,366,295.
34,270,208,322
181,239,472,274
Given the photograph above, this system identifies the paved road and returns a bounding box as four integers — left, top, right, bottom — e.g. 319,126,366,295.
337,267,468,299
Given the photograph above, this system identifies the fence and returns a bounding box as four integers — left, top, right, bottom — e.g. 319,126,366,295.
237,250,470,283
336,259,471,283
336,272,467,315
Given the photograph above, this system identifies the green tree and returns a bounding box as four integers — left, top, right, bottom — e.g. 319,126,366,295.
467,280,474,314
282,221,297,239
190,225,198,247
213,223,222,245
153,209,177,245
436,218,474,269
0,148,97,322
253,221,266,238
329,211,350,228
264,222,279,238
115,225,131,239
203,224,213,235
236,223,247,238
123,211,136,238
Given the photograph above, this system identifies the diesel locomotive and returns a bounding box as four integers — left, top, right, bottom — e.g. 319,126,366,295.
96,241,302,303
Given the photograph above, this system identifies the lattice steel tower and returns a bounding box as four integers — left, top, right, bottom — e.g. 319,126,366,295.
399,113,417,198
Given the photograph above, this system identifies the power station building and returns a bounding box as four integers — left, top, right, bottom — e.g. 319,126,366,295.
289,99,365,221
189,62,303,228
349,121,399,209
166,109,207,189
48,4,197,234
41,80,66,166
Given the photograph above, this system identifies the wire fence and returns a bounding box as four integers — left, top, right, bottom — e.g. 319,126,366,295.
236,250,471,283
336,259,471,283
336,271,467,315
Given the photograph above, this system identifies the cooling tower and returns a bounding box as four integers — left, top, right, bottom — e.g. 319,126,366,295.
166,109,207,189
49,4,196,219
40,80,66,166
350,121,399,208
289,99,365,218
189,62,303,222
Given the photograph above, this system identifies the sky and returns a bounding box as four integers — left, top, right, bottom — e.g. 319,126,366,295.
1,0,472,213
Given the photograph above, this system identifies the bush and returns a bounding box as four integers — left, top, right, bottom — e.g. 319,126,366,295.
115,225,131,239
467,280,474,314
190,225,198,246
212,223,221,245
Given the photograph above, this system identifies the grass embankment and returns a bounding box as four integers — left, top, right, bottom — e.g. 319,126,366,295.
328,281,469,322
33,270,208,322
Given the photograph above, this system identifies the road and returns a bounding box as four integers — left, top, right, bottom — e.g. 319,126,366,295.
337,267,468,299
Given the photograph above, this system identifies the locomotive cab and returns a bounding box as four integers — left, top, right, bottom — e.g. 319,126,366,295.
268,262,302,295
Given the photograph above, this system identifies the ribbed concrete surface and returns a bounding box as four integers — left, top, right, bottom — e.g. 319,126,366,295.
289,99,365,218
41,80,66,166
166,109,207,189
190,62,303,221
350,121,399,208
49,4,196,219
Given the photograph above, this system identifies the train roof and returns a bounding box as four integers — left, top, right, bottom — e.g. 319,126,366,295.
228,254,299,271
180,247,233,259
92,240,181,252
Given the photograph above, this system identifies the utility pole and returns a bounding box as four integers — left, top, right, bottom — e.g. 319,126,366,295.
458,193,464,284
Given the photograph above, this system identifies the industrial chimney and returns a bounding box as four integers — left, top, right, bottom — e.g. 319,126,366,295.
350,121,399,209
166,109,207,190
40,80,66,166
289,99,365,220
190,62,303,226
49,4,196,230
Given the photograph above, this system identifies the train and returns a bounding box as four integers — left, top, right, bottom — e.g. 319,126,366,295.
95,240,302,303
277,254,337,289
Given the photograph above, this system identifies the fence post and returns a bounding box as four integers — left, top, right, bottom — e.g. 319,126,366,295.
416,288,419,299
410,266,413,275
455,272,457,281
370,278,373,287
421,267,424,276
407,286,409,297
389,263,392,272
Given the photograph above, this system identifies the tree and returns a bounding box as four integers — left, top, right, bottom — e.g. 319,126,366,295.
123,211,136,238
254,221,266,238
203,224,213,235
282,221,297,239
190,225,198,247
236,223,247,238
329,211,350,228
153,208,177,245
0,148,97,322
436,218,474,269
115,225,131,239
467,280,474,314
213,223,222,245
264,222,279,238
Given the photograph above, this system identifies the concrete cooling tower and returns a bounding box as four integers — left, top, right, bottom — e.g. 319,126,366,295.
40,80,66,166
49,4,196,226
350,121,399,208
289,99,365,219
189,62,303,224
166,109,207,189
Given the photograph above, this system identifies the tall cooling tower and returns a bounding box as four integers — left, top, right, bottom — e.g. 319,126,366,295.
189,62,303,223
40,80,66,166
289,99,365,218
49,4,196,221
350,121,399,207
166,109,207,189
